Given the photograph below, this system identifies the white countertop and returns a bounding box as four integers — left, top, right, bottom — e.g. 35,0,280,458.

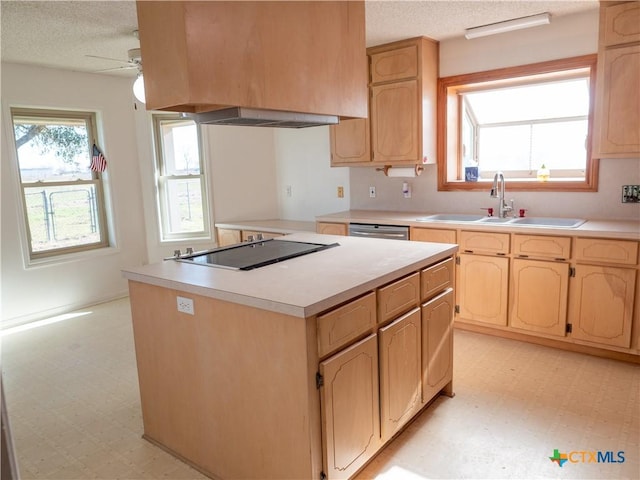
317,210,640,240
122,233,457,318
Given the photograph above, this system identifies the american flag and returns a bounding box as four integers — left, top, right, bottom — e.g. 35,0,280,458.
90,144,107,172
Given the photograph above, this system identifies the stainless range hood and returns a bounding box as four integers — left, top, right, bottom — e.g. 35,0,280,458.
183,107,339,129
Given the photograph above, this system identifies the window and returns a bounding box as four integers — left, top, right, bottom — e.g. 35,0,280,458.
11,108,109,259
437,55,599,191
153,115,210,241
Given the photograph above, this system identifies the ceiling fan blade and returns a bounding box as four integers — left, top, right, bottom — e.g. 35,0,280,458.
85,54,130,65
93,65,138,73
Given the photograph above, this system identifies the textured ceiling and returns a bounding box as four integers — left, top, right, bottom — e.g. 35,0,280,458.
1,0,599,78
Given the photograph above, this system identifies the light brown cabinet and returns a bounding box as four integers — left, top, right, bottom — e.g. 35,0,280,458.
457,230,509,326
457,254,509,326
330,119,371,164
509,258,569,337
216,228,241,247
317,292,376,358
569,237,638,349
316,222,348,236
317,255,456,479
569,265,636,348
370,79,420,163
377,272,420,324
319,334,382,480
379,308,422,440
410,227,456,244
593,1,640,158
330,36,439,167
421,289,454,403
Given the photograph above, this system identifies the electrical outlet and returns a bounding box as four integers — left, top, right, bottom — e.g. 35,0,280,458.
369,186,376,198
337,186,344,198
622,185,640,203
177,296,194,315
285,185,292,197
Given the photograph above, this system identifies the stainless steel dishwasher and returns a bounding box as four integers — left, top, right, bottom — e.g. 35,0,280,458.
348,223,409,240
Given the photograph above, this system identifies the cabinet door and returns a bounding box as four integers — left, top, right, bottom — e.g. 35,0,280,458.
457,254,509,326
595,43,640,156
369,45,418,84
379,308,422,441
216,228,241,246
319,334,381,480
371,79,419,163
421,289,454,404
569,265,636,348
602,2,640,47
316,222,348,236
509,259,569,337
330,118,370,165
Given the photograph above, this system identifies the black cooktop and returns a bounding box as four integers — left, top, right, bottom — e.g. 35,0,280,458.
177,239,339,270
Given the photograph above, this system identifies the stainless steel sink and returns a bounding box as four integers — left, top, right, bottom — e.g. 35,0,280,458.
478,217,513,223
510,217,586,228
415,213,486,222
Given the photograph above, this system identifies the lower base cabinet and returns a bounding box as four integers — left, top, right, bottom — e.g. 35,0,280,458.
569,265,636,348
457,254,509,326
421,289,454,403
509,258,569,337
379,308,422,440
319,334,382,480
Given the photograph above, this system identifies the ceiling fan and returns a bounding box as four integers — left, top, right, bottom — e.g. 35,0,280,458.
85,47,142,73
86,47,146,103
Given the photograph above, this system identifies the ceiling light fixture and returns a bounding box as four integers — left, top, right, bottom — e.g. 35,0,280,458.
465,12,551,40
133,73,146,103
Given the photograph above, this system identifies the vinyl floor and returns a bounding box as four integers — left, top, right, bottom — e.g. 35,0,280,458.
2,297,638,479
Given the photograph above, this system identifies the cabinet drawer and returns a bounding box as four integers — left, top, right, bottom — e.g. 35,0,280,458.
410,227,456,244
370,45,418,84
575,238,638,265
459,231,510,255
421,257,454,301
378,272,420,324
513,234,571,260
317,292,376,357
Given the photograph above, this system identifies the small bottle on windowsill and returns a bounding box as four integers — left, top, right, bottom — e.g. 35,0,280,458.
537,164,550,182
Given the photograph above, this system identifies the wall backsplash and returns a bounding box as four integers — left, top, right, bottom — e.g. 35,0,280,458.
349,158,640,221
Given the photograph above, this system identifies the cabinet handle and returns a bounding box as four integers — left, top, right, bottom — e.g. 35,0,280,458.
464,249,474,253
496,252,506,256
518,254,529,258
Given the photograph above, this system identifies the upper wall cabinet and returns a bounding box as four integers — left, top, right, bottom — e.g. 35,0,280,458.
593,1,640,158
135,1,367,118
330,37,439,167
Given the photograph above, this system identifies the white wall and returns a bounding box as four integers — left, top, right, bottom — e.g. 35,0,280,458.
1,63,148,326
349,9,640,221
133,109,281,263
275,127,350,220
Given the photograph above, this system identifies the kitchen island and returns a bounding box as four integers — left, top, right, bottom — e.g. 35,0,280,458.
122,233,457,480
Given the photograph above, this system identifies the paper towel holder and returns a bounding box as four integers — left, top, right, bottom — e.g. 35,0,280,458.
376,165,424,177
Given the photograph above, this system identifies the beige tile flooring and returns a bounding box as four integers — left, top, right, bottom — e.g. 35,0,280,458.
2,297,639,480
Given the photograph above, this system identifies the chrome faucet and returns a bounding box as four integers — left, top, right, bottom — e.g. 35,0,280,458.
490,171,513,218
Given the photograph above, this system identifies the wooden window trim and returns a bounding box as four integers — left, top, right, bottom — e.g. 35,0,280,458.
437,55,599,192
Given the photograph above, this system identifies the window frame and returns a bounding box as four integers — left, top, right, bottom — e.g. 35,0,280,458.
437,55,599,192
10,108,110,260
152,114,211,242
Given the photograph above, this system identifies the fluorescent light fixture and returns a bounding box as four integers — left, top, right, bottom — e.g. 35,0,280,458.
465,12,551,39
